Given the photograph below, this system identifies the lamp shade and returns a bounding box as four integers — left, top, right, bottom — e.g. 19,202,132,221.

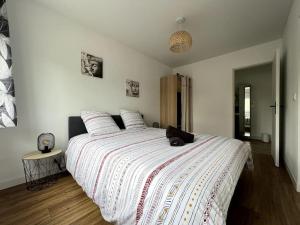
169,30,192,53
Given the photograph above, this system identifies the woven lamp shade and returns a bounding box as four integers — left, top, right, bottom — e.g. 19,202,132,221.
169,30,192,53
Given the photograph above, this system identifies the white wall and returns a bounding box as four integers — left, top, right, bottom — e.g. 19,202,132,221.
282,0,300,191
0,0,171,189
173,40,282,137
235,64,273,140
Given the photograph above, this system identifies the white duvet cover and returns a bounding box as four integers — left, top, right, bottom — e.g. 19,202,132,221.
66,128,251,225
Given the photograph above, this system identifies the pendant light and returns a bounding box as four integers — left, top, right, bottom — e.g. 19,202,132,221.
170,17,192,53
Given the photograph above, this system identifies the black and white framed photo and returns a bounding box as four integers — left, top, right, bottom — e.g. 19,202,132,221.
81,52,103,78
0,0,17,128
126,79,139,97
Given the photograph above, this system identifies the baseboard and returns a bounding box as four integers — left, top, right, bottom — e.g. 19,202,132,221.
284,161,300,192
0,177,25,190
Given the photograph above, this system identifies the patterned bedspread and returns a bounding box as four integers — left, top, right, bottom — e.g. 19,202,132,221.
66,128,251,225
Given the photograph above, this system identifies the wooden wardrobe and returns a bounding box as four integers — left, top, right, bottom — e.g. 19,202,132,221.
160,74,182,129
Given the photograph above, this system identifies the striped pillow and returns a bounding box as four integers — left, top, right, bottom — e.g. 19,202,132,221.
81,111,120,135
120,109,146,129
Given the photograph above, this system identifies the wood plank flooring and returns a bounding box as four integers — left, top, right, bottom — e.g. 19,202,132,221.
0,140,299,225
227,140,300,225
0,175,110,225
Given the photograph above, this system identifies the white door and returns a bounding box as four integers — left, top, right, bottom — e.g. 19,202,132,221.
271,49,281,167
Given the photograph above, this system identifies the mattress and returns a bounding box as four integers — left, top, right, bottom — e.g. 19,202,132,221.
65,128,251,225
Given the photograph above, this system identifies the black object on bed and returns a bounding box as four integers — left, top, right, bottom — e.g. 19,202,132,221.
68,115,126,140
169,137,185,146
166,126,194,144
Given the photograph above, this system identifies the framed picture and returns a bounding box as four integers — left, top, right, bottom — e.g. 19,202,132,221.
81,52,103,78
126,79,139,97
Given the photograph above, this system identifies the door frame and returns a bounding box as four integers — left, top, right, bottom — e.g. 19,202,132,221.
232,62,273,139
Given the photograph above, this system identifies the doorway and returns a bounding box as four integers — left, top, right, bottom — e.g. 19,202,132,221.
234,63,273,142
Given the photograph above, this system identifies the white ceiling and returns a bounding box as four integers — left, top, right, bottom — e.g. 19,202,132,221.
34,0,292,67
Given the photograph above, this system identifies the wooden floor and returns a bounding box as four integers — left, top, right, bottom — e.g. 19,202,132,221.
1,141,300,225
227,140,300,225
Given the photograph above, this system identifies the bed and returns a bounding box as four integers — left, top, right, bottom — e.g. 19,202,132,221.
66,116,252,225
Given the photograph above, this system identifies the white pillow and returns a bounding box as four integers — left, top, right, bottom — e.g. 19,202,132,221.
120,109,146,129
81,111,120,135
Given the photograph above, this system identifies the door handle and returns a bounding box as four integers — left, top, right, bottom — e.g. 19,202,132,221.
270,104,276,114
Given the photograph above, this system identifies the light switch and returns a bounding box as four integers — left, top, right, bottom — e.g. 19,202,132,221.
293,93,297,101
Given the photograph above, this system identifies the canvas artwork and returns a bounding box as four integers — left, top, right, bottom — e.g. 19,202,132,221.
126,79,139,97
81,52,103,78
0,0,17,128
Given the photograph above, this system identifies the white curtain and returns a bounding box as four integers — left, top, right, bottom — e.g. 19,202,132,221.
181,76,192,132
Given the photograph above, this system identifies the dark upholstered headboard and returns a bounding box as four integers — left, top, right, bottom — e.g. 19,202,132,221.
68,115,125,140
